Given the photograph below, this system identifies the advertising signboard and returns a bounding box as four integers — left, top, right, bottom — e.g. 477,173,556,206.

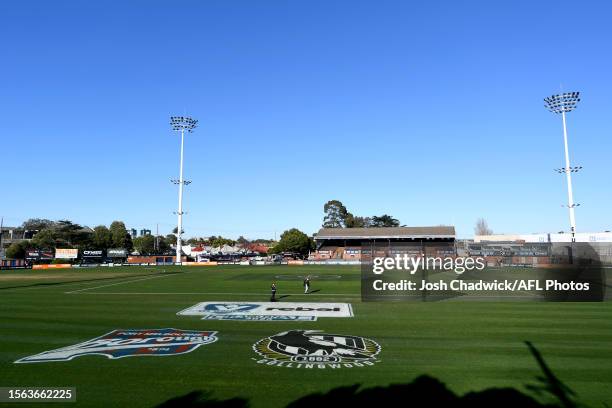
26,250,57,261
55,248,78,259
107,249,127,258
82,250,103,258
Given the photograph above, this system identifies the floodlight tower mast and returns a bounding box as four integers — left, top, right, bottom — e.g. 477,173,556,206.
544,92,581,242
170,116,197,263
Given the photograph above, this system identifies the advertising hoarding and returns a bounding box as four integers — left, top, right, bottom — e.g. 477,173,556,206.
107,249,127,258
82,250,103,258
55,248,78,259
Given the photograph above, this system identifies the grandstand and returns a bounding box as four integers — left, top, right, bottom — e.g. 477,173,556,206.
472,232,612,265
313,226,456,260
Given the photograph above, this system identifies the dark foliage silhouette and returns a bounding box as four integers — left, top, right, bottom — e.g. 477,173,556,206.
155,343,584,408
156,391,248,408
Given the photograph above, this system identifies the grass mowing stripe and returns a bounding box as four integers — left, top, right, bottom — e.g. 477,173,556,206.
0,271,174,292
64,272,187,294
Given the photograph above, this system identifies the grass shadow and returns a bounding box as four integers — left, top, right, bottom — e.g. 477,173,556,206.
155,342,580,408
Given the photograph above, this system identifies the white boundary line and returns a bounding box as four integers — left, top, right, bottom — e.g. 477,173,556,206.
64,273,183,294
66,291,361,297
65,291,565,299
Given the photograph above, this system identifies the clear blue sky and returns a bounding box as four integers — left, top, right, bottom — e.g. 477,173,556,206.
2,0,611,239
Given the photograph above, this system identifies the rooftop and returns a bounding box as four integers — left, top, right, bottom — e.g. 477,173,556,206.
315,226,456,240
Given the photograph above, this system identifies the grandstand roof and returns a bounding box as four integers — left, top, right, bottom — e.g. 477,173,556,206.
315,226,455,240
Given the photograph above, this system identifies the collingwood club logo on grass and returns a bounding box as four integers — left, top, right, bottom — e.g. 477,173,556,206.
14,329,218,363
252,330,380,369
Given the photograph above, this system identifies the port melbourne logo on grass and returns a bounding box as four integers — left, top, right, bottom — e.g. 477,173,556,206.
178,302,353,321
253,330,381,369
14,329,218,363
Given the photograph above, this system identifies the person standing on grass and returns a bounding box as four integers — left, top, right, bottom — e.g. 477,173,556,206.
271,282,277,302
303,276,310,294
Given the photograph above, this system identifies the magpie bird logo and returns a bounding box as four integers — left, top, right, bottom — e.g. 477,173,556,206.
253,330,380,369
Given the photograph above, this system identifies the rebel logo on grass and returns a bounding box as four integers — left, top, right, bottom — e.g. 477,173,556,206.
252,330,380,369
178,302,354,321
14,329,218,363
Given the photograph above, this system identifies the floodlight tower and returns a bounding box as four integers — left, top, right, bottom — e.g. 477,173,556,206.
170,116,198,263
544,92,581,242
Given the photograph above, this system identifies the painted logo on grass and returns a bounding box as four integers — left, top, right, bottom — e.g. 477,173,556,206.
198,303,315,320
252,330,380,369
204,303,261,314
14,329,218,363
178,302,353,322
203,315,316,321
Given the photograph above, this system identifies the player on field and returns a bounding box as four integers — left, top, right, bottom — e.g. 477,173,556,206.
303,276,310,294
271,282,277,302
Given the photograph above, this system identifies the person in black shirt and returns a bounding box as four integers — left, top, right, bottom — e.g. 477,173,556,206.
271,282,277,302
303,276,310,294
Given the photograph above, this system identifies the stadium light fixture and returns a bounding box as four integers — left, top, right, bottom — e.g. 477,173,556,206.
170,116,198,263
544,91,581,242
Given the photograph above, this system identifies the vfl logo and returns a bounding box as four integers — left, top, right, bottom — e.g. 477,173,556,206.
14,329,218,363
178,302,353,322
253,330,380,369
203,303,260,314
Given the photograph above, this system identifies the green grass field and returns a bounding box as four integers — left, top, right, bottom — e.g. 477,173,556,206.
1,265,611,407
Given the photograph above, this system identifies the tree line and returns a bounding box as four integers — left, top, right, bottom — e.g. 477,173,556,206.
4,219,174,259
322,200,401,228
321,201,494,236
4,199,426,261
4,218,282,259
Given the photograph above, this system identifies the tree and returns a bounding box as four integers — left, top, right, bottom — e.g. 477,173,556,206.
370,215,400,227
270,228,314,257
109,221,132,250
322,200,350,228
30,228,57,249
345,215,372,228
24,219,93,249
53,220,92,248
6,241,29,259
125,234,133,251
475,218,493,235
211,236,235,247
21,218,54,232
237,236,250,245
322,200,401,229
252,238,275,244
133,234,156,255
156,236,171,253
344,213,356,228
92,225,112,249
165,234,177,245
